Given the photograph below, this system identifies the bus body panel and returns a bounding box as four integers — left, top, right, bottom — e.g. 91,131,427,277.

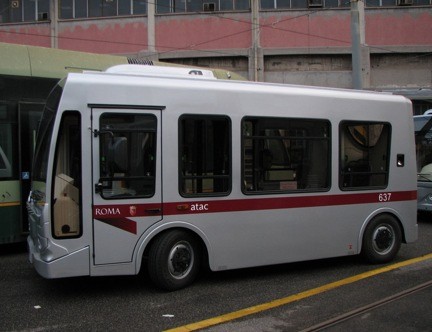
417,183,432,211
27,66,418,284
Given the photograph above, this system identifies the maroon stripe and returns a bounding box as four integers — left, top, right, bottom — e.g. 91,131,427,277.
95,218,137,234
93,203,161,218
163,190,417,215
92,191,417,228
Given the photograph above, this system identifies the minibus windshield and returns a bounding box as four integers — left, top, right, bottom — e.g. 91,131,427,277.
414,115,432,182
32,81,64,185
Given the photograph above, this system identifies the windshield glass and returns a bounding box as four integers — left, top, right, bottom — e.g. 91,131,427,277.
32,81,64,189
414,115,432,182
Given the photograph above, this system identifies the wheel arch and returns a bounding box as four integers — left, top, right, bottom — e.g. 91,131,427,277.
134,221,211,274
358,208,406,254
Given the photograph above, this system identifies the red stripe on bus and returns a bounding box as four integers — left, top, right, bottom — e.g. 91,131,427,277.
163,190,417,216
95,218,137,234
92,191,416,227
93,203,161,218
93,203,161,234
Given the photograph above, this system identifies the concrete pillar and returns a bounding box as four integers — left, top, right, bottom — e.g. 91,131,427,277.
350,0,370,89
50,0,58,48
250,0,263,81
147,0,156,56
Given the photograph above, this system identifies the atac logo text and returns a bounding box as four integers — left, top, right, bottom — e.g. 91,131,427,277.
190,203,209,211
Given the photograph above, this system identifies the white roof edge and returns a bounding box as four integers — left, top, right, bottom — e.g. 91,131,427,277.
104,64,216,79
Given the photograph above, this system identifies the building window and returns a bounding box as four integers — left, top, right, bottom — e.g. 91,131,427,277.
340,121,391,190
156,0,171,13
0,0,49,23
1,0,429,23
242,117,330,193
261,0,276,9
179,115,231,196
235,0,250,9
156,0,250,13
59,0,147,19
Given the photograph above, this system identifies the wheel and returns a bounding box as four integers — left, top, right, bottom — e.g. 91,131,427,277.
148,230,201,291
361,214,402,264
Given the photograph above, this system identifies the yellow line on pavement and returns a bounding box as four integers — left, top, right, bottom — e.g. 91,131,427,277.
165,253,432,332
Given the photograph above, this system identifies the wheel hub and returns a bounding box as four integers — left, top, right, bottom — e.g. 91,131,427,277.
373,225,394,254
168,242,194,279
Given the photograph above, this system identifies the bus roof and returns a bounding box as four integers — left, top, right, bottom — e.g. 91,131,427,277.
0,42,245,81
62,65,412,114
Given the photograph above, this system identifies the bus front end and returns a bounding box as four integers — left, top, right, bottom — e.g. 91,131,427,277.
414,112,432,212
27,82,89,279
26,83,60,277
27,189,51,274
417,181,432,212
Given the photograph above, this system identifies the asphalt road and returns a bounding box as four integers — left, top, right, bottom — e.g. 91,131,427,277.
1,214,431,332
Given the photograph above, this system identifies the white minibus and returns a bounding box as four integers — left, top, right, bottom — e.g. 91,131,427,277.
27,65,418,290
414,110,432,212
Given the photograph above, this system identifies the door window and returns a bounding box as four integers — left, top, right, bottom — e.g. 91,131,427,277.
98,113,157,199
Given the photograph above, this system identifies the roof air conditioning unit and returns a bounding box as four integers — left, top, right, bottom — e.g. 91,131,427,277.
397,0,413,5
203,2,216,11
308,0,323,7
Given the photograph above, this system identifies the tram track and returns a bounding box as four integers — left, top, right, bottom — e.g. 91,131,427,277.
301,279,432,332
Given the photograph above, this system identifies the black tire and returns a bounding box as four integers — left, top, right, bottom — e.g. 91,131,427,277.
148,230,201,291
361,214,402,264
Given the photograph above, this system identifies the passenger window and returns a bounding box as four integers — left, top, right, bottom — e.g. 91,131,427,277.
52,112,82,238
0,138,12,178
98,114,157,199
242,117,330,193
179,115,231,196
0,103,16,179
340,121,390,189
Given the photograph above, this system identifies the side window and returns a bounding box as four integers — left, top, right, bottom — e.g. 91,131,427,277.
52,111,82,238
242,117,330,193
98,114,157,199
340,121,391,190
0,145,11,178
179,115,231,196
0,103,16,178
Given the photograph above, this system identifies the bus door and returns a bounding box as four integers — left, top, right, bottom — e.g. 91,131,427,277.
19,101,44,233
91,108,162,265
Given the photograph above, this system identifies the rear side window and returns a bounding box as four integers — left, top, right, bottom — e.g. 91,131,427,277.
340,121,391,190
179,115,231,196
242,117,330,193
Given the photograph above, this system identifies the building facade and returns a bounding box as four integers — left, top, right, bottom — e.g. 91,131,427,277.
0,0,431,112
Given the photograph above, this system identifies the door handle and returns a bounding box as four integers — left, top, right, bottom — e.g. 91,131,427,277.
95,182,103,194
